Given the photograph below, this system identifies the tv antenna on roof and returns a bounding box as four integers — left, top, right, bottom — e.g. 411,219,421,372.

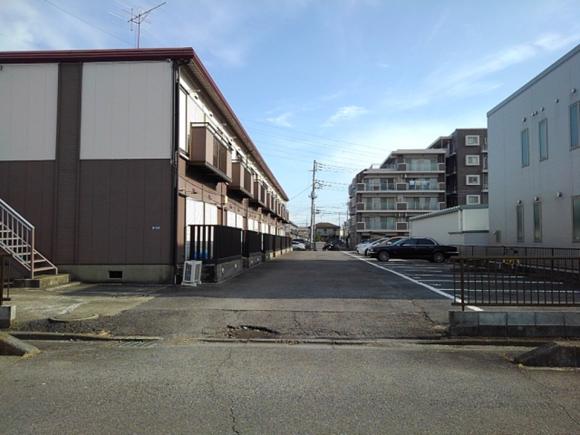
126,2,166,48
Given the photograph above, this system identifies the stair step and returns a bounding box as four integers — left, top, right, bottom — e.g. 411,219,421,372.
34,266,57,273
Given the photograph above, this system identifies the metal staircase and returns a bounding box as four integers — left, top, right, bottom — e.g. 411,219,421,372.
0,198,58,278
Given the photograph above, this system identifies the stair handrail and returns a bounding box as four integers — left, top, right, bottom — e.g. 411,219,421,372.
0,197,35,277
0,198,35,231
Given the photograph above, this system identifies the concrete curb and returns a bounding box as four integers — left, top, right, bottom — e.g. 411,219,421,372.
0,332,40,357
191,337,554,347
449,311,580,337
9,331,161,342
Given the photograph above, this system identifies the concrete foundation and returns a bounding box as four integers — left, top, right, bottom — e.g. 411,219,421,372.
202,258,243,283
449,311,580,337
60,264,174,283
243,253,263,269
13,273,70,289
0,305,16,329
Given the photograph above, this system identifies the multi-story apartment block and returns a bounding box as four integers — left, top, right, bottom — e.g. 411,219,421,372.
488,44,580,248
0,48,289,282
429,128,488,207
348,149,446,244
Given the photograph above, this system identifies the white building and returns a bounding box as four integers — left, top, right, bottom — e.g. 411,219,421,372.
488,44,580,248
409,205,489,246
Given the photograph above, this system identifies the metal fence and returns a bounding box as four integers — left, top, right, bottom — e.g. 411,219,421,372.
243,230,262,257
188,225,242,264
452,256,580,310
263,234,274,254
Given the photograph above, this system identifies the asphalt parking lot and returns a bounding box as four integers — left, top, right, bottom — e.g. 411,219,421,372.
345,251,580,311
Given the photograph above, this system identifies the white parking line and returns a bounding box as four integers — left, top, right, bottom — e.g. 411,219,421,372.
344,252,483,312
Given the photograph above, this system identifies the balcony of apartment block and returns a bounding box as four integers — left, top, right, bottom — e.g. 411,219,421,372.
357,181,444,194
229,161,253,199
382,162,445,173
250,181,267,208
355,221,409,233
356,202,397,213
394,201,447,213
188,122,232,183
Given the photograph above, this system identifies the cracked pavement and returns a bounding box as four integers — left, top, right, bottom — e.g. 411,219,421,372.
12,251,452,340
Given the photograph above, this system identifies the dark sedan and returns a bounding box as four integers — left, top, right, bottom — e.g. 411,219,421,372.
368,237,459,263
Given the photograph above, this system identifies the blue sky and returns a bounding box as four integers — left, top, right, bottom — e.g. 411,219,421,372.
2,0,580,226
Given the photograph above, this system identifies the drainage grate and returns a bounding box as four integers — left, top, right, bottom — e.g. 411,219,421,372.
117,340,158,349
225,325,279,339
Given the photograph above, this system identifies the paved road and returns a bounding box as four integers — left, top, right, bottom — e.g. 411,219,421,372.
15,251,452,339
0,340,579,434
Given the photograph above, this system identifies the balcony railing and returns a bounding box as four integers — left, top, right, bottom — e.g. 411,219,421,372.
230,161,253,198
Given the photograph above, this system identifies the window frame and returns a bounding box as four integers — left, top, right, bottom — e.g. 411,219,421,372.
466,195,481,205
533,201,542,243
465,155,480,166
570,101,580,150
521,128,530,167
573,195,580,242
465,174,481,186
516,203,524,243
539,118,549,161
465,135,480,146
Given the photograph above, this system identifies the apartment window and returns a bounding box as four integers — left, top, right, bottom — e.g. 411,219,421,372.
465,155,480,166
573,196,580,242
533,201,542,242
466,175,480,185
539,119,549,161
516,204,524,242
521,128,529,167
570,102,580,150
465,135,480,146
466,195,480,205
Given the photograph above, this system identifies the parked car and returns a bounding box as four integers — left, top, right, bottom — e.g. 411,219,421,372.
362,236,405,256
368,237,459,263
356,238,388,255
292,240,307,251
292,238,311,250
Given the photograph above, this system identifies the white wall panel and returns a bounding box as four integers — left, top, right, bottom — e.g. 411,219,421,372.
81,61,172,160
0,64,58,161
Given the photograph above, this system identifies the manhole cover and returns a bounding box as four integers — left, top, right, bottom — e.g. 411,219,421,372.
225,325,279,339
48,313,99,323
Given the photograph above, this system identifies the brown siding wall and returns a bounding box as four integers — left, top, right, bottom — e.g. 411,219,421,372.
0,161,55,255
77,159,173,265
53,63,83,264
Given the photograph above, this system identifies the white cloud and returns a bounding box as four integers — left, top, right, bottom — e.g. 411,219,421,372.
323,105,368,127
383,32,580,112
266,112,293,128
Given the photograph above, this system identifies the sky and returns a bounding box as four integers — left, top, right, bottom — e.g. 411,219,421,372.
1,0,580,226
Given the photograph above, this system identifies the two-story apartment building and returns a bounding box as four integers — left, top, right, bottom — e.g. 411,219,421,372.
488,44,580,248
0,48,289,282
429,128,488,207
348,149,446,245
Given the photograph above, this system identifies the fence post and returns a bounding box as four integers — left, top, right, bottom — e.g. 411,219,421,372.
460,259,465,311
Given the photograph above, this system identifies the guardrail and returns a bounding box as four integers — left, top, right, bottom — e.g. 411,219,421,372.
452,256,580,310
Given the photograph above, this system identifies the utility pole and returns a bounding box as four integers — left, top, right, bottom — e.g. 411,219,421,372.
309,160,317,250
128,2,166,48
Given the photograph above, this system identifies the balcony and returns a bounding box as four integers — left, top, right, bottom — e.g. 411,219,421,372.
188,122,232,183
230,161,253,198
251,181,266,208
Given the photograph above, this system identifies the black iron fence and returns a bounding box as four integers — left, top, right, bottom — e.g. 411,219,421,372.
452,256,580,310
263,234,274,254
188,225,242,264
243,230,262,257
458,246,580,272
188,227,292,264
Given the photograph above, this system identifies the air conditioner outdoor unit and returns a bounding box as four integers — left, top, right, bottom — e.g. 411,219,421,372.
182,260,202,286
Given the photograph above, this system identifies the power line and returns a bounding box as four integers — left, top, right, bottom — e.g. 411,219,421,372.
42,0,132,46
